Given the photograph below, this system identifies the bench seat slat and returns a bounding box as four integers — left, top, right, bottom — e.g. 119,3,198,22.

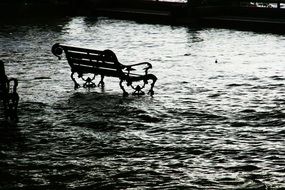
72,65,142,78
68,51,101,60
72,65,120,77
67,51,114,62
69,58,119,70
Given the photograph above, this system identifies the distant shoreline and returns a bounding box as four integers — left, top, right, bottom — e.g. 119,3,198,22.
1,0,285,33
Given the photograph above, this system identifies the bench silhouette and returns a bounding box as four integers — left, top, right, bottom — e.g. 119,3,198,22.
52,43,157,96
0,60,19,120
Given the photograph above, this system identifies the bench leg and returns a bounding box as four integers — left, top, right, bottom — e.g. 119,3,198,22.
3,93,19,121
132,85,145,96
83,77,96,88
8,94,19,121
147,74,157,96
119,79,128,97
71,72,80,90
98,75,105,88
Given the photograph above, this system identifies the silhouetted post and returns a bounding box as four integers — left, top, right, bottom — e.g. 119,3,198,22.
0,61,7,82
0,61,19,121
0,61,8,114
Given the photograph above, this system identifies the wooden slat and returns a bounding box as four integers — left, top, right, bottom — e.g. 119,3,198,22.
68,58,119,70
68,51,101,60
72,65,122,77
72,65,144,78
67,51,115,62
62,45,102,55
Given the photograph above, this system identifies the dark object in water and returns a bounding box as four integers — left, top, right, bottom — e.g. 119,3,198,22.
52,43,157,96
0,60,19,121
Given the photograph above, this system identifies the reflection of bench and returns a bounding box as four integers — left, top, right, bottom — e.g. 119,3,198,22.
0,61,19,120
52,43,157,96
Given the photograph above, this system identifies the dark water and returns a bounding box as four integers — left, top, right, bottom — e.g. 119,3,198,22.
1,17,285,189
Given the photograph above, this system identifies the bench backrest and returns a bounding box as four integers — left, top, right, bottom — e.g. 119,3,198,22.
52,44,125,78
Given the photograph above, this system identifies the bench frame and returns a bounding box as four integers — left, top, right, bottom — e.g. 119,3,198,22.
52,43,157,96
0,60,19,120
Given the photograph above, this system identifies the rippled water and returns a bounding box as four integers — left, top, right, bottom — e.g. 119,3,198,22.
1,17,285,189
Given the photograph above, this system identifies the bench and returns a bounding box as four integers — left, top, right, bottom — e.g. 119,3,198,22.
0,60,19,120
52,43,157,96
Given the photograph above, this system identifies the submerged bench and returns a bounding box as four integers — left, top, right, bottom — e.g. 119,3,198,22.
0,60,19,120
52,43,157,96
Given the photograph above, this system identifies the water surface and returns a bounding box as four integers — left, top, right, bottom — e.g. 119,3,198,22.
1,17,285,189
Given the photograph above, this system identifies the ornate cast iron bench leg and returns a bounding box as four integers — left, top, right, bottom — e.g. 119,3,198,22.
120,74,157,97
147,74,157,96
71,72,80,90
83,77,96,88
132,85,145,96
119,79,129,97
98,75,105,88
82,74,96,89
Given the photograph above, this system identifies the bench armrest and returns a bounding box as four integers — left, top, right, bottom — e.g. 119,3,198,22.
123,62,152,75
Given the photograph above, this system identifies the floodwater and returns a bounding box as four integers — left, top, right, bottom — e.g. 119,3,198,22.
0,17,285,189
